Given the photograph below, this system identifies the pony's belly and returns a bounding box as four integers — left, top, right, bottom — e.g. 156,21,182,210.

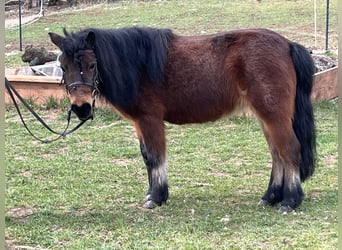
163,105,231,125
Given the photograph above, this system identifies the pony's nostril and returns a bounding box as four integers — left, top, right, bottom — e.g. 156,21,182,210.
71,103,92,120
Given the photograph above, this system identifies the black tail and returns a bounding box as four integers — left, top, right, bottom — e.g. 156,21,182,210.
290,42,316,181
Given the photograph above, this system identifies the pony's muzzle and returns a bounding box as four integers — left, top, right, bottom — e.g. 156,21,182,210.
71,103,93,121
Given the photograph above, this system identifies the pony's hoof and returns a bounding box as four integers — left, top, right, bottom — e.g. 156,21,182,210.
143,194,160,209
143,200,158,209
144,194,151,202
279,205,294,214
257,199,271,207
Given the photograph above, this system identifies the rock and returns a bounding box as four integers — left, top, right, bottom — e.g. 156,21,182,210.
22,45,58,66
312,54,338,73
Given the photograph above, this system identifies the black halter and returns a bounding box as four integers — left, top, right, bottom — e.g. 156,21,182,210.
59,53,100,98
59,50,101,110
4,51,101,143
5,77,88,143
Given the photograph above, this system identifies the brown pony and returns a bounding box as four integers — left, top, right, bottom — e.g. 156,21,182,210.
49,27,316,213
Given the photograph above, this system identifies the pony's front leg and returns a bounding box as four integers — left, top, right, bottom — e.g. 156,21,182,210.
134,118,168,209
140,142,168,208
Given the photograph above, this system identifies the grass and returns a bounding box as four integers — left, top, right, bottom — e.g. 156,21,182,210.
5,0,338,248
5,100,338,249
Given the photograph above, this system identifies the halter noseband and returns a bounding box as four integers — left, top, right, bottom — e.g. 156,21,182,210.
65,77,99,98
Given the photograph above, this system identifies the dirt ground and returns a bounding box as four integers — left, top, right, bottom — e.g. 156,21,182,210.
5,1,72,28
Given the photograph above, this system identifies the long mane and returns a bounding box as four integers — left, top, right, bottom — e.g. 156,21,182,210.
63,27,174,111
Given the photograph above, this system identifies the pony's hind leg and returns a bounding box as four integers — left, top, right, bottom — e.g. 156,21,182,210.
258,146,284,207
276,131,304,213
134,117,168,209
258,122,285,206
259,119,304,212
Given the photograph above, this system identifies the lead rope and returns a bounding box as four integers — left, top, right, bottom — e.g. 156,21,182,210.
5,77,88,143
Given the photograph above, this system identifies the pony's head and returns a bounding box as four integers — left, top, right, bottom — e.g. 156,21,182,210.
49,29,99,121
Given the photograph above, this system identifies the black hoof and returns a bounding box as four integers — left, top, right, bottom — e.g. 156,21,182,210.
279,205,295,214
258,199,273,207
259,200,296,213
143,200,159,209
143,194,163,209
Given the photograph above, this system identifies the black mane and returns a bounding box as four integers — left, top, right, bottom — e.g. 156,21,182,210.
62,27,174,111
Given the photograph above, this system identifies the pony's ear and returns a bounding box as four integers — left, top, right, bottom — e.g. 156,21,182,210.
48,32,64,50
86,31,96,50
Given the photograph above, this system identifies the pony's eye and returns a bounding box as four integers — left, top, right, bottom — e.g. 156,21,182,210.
89,62,96,71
